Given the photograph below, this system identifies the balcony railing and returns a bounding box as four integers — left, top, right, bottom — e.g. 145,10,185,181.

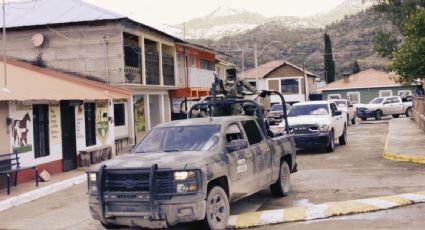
163,54,175,86
145,50,160,85
188,67,215,88
124,66,142,84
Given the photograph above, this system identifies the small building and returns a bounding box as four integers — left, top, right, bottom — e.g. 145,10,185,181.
320,69,415,104
0,59,130,184
238,60,319,104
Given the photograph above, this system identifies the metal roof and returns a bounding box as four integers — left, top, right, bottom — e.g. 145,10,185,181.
1,0,125,28
0,58,131,101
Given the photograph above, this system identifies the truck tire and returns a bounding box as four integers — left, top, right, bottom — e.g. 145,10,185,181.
101,222,122,229
406,107,412,117
270,161,290,197
203,186,229,230
339,126,347,145
392,114,400,118
361,117,367,121
375,110,382,120
325,130,335,153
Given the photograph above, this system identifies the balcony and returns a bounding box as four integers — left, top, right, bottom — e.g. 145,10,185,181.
124,66,142,84
163,54,175,86
145,50,160,85
187,67,215,88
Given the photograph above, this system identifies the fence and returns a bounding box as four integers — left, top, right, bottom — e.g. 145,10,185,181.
413,96,425,131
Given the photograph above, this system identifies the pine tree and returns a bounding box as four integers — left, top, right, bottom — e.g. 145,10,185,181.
352,60,360,74
324,33,336,83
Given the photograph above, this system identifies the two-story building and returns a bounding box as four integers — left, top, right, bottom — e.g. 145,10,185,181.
238,60,319,104
1,0,220,143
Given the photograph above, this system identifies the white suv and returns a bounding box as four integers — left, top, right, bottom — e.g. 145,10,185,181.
279,101,348,152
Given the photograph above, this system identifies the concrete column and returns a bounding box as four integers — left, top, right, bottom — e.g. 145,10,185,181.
128,95,136,145
173,47,178,86
160,94,165,123
145,94,151,131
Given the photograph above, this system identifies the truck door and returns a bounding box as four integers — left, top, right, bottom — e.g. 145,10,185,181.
390,97,403,114
382,98,393,115
330,103,343,137
240,120,273,190
225,123,256,198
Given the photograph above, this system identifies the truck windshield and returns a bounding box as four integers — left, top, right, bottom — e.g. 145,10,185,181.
334,101,346,107
288,104,329,117
271,103,290,112
134,125,221,153
370,98,384,104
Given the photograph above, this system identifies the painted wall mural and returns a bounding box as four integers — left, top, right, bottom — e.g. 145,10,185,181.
11,103,33,153
96,101,109,144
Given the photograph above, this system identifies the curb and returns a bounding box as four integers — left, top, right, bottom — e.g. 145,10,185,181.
227,191,425,228
383,120,425,164
0,174,86,212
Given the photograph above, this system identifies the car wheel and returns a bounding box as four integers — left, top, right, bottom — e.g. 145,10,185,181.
392,114,400,118
351,116,356,125
203,186,229,230
270,161,290,197
339,126,347,145
406,107,412,117
375,110,382,120
361,117,367,121
325,130,335,153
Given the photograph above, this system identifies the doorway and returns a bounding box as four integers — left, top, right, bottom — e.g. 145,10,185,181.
60,101,77,172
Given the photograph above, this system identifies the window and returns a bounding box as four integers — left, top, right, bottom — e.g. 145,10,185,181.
398,90,412,97
84,103,96,146
225,124,243,143
268,79,279,91
114,104,125,126
241,120,263,145
328,94,342,100
33,104,49,158
248,81,256,88
347,92,360,104
379,90,393,97
191,56,197,68
330,103,338,116
200,59,215,71
281,79,299,94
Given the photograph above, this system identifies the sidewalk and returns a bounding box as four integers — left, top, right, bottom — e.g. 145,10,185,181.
0,168,87,212
384,118,425,164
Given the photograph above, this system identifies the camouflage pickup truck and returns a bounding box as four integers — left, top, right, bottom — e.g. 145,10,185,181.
87,100,297,230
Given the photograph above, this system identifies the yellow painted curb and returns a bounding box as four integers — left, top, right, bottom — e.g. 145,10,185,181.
383,120,425,164
227,191,425,229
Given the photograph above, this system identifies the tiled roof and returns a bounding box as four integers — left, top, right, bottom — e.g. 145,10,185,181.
320,69,400,91
0,58,130,101
238,59,318,80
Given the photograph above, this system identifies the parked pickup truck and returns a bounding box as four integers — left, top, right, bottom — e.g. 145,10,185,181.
268,103,291,125
330,99,357,125
356,96,413,121
279,101,347,152
87,101,297,230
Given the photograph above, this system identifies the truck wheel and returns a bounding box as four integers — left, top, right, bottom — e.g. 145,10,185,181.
203,186,229,230
339,126,347,145
392,114,400,118
361,117,367,121
101,222,122,229
325,130,335,153
270,161,290,197
375,110,382,120
406,107,412,117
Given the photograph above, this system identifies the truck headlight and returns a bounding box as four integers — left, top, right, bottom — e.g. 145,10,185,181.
174,171,197,180
319,124,330,132
174,170,200,193
87,172,98,194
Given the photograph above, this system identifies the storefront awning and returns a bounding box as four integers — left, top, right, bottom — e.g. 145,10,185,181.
0,59,130,101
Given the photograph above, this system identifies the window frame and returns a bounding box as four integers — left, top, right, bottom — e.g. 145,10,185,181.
327,94,342,100
240,120,264,146
398,90,412,97
33,104,50,158
346,92,361,104
379,90,393,97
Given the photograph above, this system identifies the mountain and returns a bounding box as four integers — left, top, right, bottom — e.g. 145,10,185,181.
191,9,400,79
158,0,373,40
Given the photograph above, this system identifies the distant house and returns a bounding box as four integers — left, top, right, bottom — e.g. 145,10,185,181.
238,60,319,104
320,69,415,104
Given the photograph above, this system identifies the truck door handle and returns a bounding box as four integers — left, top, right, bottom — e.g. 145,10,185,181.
245,153,252,158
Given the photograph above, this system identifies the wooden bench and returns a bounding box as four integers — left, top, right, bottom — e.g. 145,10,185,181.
0,151,39,195
79,145,112,167
115,136,129,153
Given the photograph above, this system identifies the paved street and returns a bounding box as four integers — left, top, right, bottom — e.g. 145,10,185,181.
1,119,425,230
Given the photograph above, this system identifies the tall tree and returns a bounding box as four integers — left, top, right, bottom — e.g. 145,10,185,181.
352,60,361,74
324,33,336,83
391,8,425,84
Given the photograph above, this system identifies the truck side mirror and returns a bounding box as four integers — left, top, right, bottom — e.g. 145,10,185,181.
334,111,342,116
226,139,248,152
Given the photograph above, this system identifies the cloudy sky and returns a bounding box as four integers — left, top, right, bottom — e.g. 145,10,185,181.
85,0,346,26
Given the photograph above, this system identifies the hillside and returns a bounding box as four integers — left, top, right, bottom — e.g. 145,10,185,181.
192,9,400,80
160,0,372,40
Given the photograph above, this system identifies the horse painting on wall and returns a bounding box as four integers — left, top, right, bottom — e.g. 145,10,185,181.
11,112,33,153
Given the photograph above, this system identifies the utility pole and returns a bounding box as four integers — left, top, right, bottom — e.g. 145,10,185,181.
254,43,258,88
303,60,309,102
2,0,7,90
